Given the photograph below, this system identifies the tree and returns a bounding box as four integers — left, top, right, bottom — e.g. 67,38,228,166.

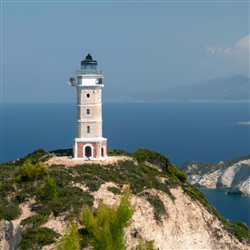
39,177,57,202
56,221,80,250
16,160,48,182
81,188,134,250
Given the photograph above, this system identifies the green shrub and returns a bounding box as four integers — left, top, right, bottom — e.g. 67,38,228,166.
48,187,93,217
20,227,59,250
37,177,57,202
136,238,155,250
81,188,134,250
0,181,15,196
16,160,48,182
14,148,49,165
228,221,250,243
0,199,20,220
20,214,48,228
107,186,122,195
50,148,73,157
49,167,74,187
108,149,132,157
56,221,80,250
133,148,187,184
144,192,167,222
134,148,170,171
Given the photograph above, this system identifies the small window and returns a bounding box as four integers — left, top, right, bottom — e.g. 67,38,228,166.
86,93,90,98
87,126,90,133
86,109,90,115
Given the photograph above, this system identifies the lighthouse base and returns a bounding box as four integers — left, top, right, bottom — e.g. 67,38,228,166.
73,138,107,160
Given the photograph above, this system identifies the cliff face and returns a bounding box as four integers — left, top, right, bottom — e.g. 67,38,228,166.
93,183,249,250
217,161,250,195
180,158,250,195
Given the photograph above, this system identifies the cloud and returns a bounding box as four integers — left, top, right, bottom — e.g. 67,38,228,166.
207,35,250,65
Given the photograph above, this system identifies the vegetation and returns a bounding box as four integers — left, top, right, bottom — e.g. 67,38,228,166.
107,186,122,195
136,239,155,250
0,147,249,248
0,198,20,221
56,221,80,250
20,227,59,250
143,192,167,222
15,160,48,182
50,148,73,157
20,214,48,228
13,148,50,165
81,188,134,250
37,177,57,202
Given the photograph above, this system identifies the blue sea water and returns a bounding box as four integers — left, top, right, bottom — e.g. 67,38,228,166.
1,102,250,225
199,188,250,227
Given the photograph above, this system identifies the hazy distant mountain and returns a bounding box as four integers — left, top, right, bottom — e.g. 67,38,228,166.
164,75,250,102
120,75,249,102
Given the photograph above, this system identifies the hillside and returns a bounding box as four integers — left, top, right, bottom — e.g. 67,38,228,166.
0,148,250,250
178,154,250,195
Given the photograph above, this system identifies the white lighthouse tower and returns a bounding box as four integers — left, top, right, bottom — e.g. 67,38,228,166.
72,53,107,160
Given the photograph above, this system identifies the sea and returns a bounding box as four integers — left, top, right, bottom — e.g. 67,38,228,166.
1,102,250,226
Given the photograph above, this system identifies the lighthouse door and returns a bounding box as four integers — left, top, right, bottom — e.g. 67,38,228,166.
85,146,92,158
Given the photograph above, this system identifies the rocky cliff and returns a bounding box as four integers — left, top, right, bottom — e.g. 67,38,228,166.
0,148,249,250
179,156,250,195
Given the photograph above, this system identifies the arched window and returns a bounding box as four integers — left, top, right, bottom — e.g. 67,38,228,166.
85,146,92,158
86,93,90,98
87,126,90,133
86,109,90,115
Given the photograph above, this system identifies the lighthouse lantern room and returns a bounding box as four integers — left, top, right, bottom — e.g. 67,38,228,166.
72,53,107,160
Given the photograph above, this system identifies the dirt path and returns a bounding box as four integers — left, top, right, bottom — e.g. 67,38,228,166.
11,199,36,227
44,155,134,167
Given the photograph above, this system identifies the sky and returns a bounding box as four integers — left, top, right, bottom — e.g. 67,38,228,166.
1,0,249,103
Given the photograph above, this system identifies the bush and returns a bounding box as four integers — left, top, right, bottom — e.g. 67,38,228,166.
20,214,48,228
50,148,73,157
14,148,49,165
134,148,170,171
37,177,57,202
16,160,48,182
20,227,59,250
144,192,167,222
136,239,155,250
48,187,93,217
107,186,122,195
229,221,250,243
0,199,20,220
81,188,134,250
108,149,132,157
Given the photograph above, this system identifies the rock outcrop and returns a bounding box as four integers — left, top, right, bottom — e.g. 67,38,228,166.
180,158,250,195
218,161,250,195
0,220,23,250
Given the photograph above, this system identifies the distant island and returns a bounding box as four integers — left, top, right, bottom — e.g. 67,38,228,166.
238,121,250,125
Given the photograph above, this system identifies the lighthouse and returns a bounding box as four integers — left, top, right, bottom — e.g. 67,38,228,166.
72,53,107,160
